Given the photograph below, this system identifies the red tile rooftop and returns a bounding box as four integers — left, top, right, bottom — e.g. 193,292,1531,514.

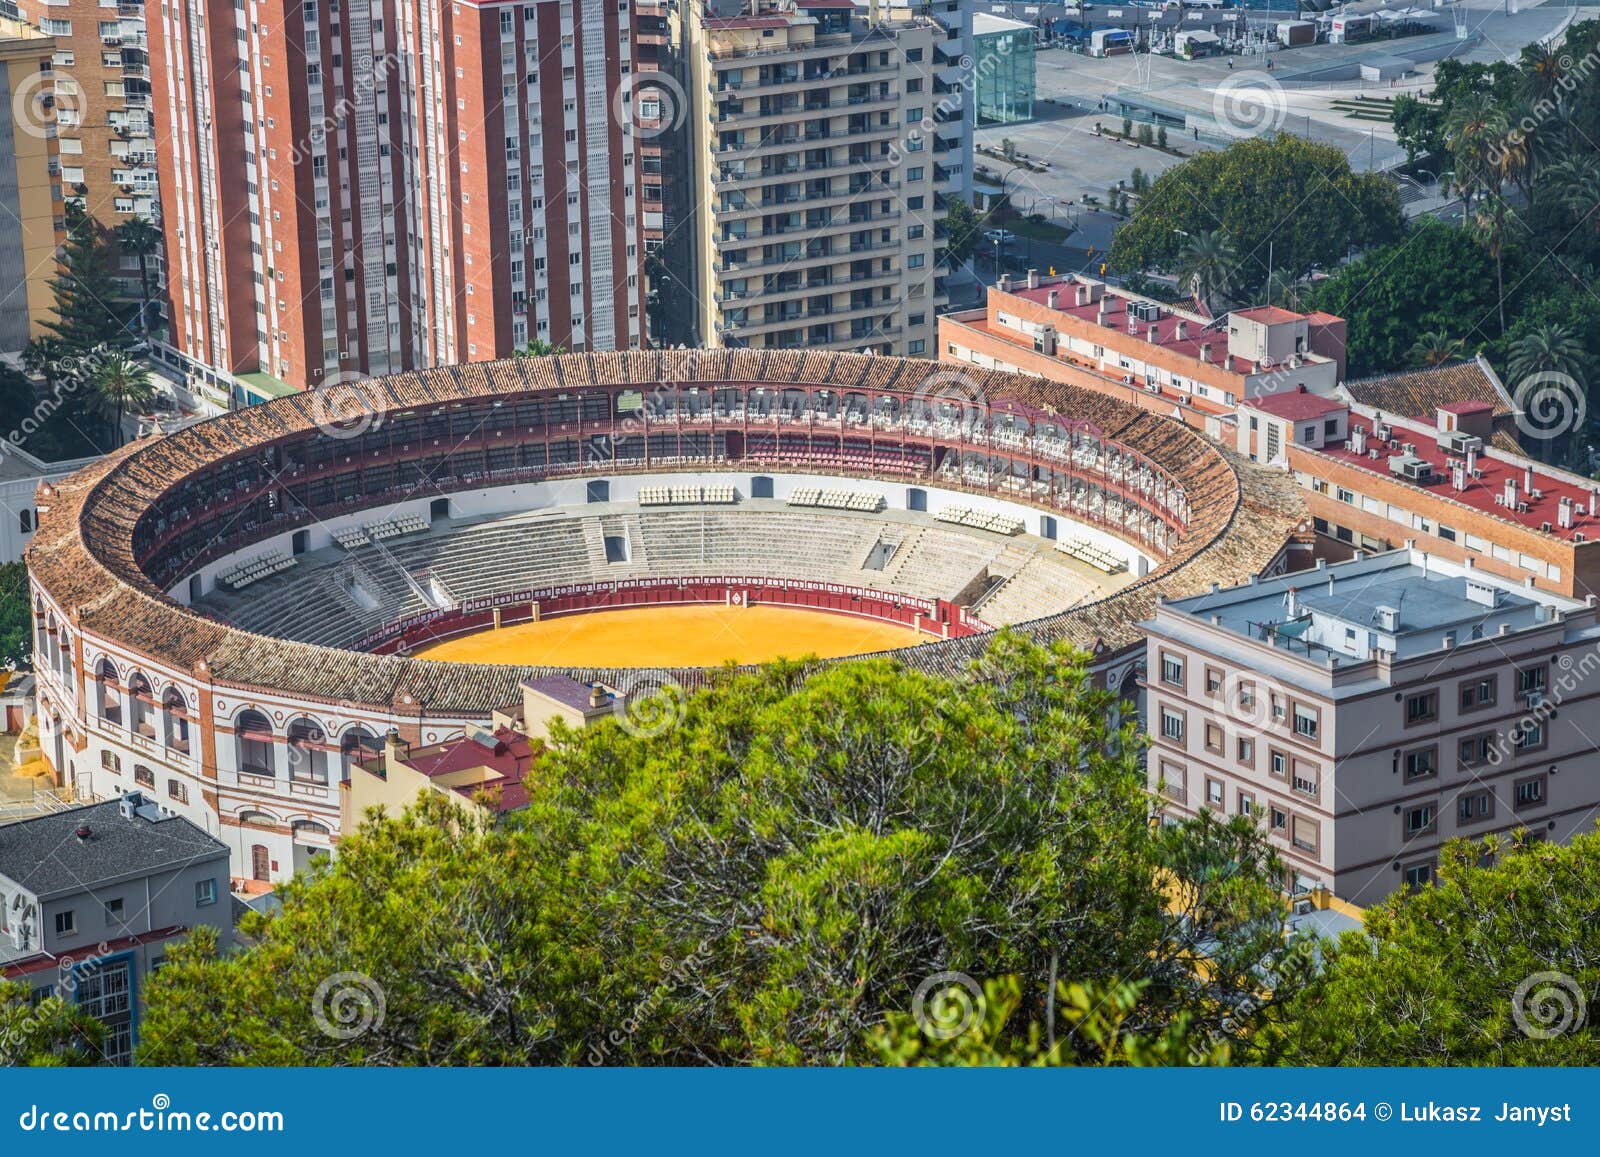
999,278,1329,373
944,314,1236,417
400,726,540,813
1244,386,1346,421
1439,400,1495,415
1232,305,1303,325
1318,413,1600,540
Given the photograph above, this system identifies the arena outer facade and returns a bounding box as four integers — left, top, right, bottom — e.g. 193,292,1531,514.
26,351,1309,883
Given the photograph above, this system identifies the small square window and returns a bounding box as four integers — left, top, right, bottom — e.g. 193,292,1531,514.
195,879,218,907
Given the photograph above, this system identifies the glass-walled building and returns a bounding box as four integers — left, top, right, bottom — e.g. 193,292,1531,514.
973,13,1035,125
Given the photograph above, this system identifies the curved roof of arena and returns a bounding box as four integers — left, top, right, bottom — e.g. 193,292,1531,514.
28,350,1308,715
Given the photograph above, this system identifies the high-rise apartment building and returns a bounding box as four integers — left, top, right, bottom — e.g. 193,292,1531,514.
0,16,62,358
151,0,645,403
681,0,957,356
13,0,156,223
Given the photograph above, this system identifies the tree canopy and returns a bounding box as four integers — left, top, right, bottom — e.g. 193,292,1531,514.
1108,135,1404,300
138,635,1309,1066
1307,222,1501,379
1273,832,1600,1065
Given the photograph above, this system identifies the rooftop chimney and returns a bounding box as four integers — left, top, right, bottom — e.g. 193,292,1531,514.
589,683,609,709
1097,301,1109,326
1525,466,1536,493
1505,477,1519,507
1047,289,1059,309
998,274,1011,292
1147,324,1159,343
1174,320,1187,341
1466,446,1477,475
1026,268,1039,289
1200,343,1213,363
1074,284,1089,306
1560,495,1575,529
75,824,92,842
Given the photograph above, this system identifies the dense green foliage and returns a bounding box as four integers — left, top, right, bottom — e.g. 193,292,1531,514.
138,636,1309,1066
1275,833,1600,1065
1109,135,1404,302
1315,21,1600,453
0,562,31,670
0,980,106,1066
1307,223,1500,379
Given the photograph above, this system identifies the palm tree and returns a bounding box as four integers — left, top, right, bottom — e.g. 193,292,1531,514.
1445,94,1510,204
1468,195,1517,334
1406,329,1464,369
88,355,155,447
1508,324,1588,389
115,217,162,340
1176,229,1238,317
1521,43,1566,107
1546,154,1600,235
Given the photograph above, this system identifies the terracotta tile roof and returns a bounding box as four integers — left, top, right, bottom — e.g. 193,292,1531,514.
1339,358,1513,420
28,351,1307,711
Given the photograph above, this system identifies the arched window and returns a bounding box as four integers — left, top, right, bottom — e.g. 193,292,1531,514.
339,726,382,784
285,718,329,784
236,710,275,778
18,509,32,534
127,672,155,739
96,659,122,726
163,687,190,753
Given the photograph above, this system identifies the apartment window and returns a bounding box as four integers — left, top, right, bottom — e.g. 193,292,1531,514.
1457,789,1493,825
195,879,218,907
101,750,121,774
907,167,923,181
167,779,188,805
1517,665,1547,699
1292,703,1319,740
1269,749,1288,779
1159,760,1185,801
1205,777,1224,806
1403,746,1437,781
1204,723,1224,755
1270,806,1287,832
1458,676,1496,712
1205,667,1223,696
1404,690,1438,725
134,765,155,788
1291,815,1319,853
1160,653,1184,687
1237,790,1255,816
55,910,75,936
1236,736,1254,766
1291,759,1319,799
1160,707,1184,743
1514,774,1546,810
104,897,124,923
1458,733,1494,767
1514,720,1546,753
1404,862,1435,888
908,339,926,354
908,224,925,239
1404,804,1436,836
908,253,924,268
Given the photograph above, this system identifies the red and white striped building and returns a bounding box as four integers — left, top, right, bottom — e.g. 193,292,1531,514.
151,0,647,401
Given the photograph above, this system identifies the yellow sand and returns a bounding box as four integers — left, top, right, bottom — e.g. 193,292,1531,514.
415,604,931,667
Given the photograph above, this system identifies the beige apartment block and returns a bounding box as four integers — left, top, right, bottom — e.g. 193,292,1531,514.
1145,546,1600,906
0,16,62,356
683,0,948,356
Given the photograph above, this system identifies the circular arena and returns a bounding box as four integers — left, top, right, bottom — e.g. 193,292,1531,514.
25,351,1307,881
